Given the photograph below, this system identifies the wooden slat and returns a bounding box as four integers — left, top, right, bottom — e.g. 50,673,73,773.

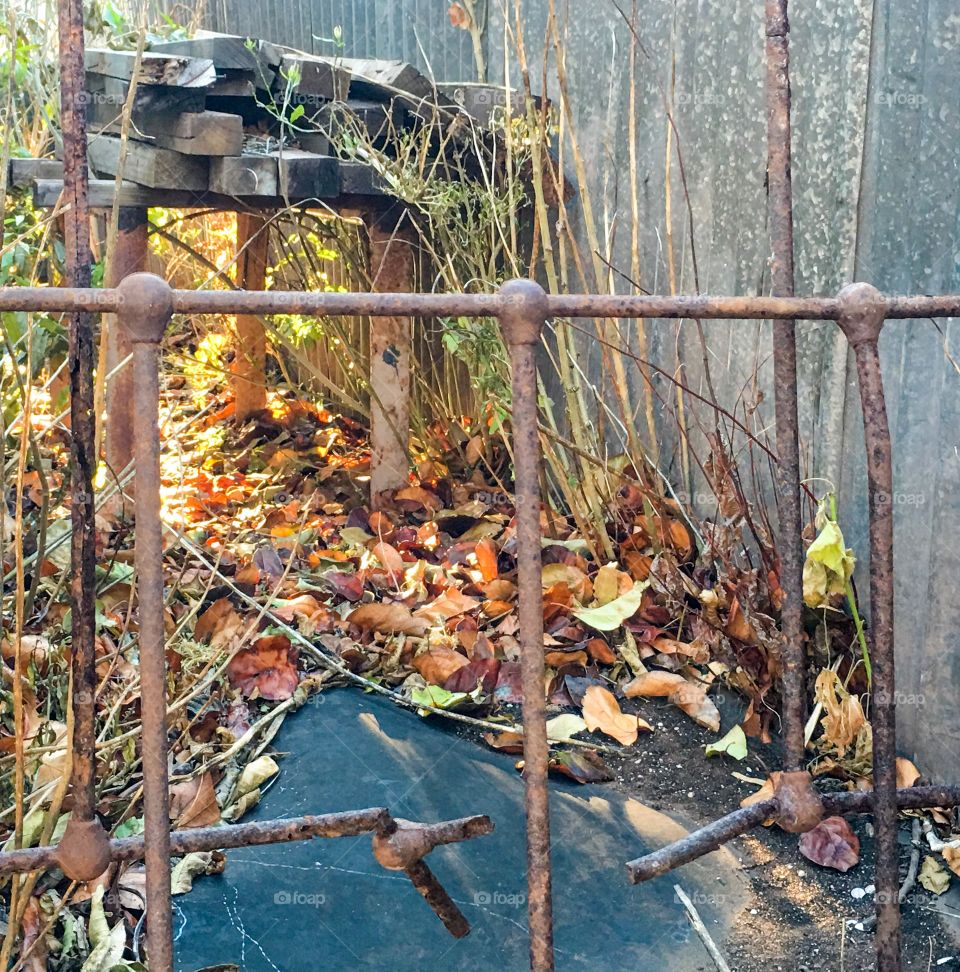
210,151,339,198
32,178,360,210
87,134,209,191
85,48,216,88
86,74,207,116
88,107,244,157
8,158,64,188
150,33,280,88
275,52,351,101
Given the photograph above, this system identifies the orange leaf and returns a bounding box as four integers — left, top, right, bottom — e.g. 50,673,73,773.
581,685,650,746
413,646,469,686
414,587,479,623
475,537,499,582
348,602,428,637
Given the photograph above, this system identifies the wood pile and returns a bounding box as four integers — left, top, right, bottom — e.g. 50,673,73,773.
70,31,497,204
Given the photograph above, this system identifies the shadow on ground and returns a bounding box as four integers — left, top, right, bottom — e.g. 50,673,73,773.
174,689,748,970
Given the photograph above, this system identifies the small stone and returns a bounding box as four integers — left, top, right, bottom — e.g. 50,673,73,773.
865,884,876,894
797,870,806,878
750,908,758,915
854,922,866,932
851,888,866,900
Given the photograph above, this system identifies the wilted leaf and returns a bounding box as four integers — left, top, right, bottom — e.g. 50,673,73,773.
170,772,221,829
444,657,500,693
572,581,647,631
803,520,855,608
348,602,428,636
798,816,860,872
483,730,524,753
814,669,865,757
919,855,951,893
704,725,748,760
194,598,243,646
413,587,479,622
371,541,404,577
226,635,300,701
413,646,469,686
545,714,588,742
943,846,960,878
581,686,650,746
896,756,921,788
236,755,279,797
623,670,686,698
548,749,614,784
541,563,592,602
81,885,126,972
625,671,720,731
411,684,472,712
171,851,224,895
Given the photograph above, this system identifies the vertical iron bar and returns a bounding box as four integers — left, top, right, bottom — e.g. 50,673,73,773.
764,0,808,776
837,283,900,971
119,273,175,971
499,280,554,972
57,0,101,838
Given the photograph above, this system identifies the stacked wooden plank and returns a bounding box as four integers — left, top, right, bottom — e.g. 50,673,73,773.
8,31,526,210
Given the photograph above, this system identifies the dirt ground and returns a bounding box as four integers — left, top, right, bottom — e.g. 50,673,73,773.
466,692,959,971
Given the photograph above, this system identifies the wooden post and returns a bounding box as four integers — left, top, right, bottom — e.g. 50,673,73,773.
233,212,269,420
367,212,415,505
104,207,149,483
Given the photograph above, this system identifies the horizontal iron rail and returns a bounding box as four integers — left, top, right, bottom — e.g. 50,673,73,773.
2,286,960,320
626,784,960,884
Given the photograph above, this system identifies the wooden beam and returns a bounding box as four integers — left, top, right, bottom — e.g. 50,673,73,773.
367,213,416,505
275,53,351,101
87,134,209,191
84,48,216,87
233,212,269,420
103,207,149,496
150,33,281,88
87,107,244,157
209,150,339,198
33,177,384,211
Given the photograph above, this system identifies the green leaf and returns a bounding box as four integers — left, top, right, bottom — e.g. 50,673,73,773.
411,685,471,713
704,725,748,760
289,104,305,123
572,581,648,632
114,816,144,839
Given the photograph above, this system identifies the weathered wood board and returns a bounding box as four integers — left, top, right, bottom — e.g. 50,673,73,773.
87,106,244,156
85,48,216,87
85,73,207,116
150,33,280,89
275,53,351,101
87,134,209,190
209,150,338,198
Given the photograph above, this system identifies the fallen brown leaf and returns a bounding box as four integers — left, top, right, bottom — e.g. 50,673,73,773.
798,816,860,872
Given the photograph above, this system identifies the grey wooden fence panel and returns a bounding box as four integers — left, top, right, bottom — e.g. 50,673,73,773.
175,0,959,778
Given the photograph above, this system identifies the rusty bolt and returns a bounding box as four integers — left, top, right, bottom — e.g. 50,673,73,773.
115,272,174,344
774,770,824,833
56,815,113,881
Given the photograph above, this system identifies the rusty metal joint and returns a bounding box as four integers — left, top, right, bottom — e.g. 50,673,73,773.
372,814,494,871
837,282,888,347
772,769,824,833
116,272,174,343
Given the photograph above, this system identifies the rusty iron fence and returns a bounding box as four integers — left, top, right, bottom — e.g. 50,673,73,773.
2,278,960,972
